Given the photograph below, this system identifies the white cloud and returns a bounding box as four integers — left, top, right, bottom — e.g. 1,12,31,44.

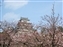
4,0,28,10
3,12,20,22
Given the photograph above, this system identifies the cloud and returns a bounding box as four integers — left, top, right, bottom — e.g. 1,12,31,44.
3,12,20,22
4,0,29,10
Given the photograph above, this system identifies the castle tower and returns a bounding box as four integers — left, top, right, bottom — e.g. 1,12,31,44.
17,17,34,32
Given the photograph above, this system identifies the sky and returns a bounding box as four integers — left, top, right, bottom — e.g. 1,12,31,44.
0,0,63,24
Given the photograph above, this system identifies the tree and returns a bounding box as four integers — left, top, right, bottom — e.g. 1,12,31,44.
39,4,63,47
0,21,16,32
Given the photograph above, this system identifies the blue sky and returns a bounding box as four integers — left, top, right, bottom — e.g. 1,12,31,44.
0,0,63,24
